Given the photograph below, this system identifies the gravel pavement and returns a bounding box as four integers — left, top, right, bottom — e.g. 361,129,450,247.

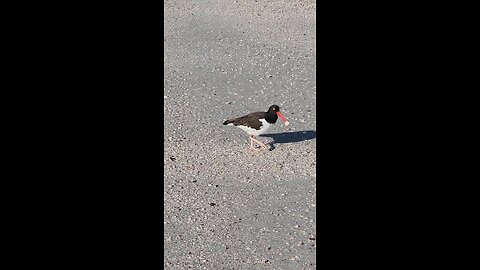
164,0,316,268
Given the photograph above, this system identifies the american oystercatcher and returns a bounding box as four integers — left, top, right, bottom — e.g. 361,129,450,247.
223,105,289,150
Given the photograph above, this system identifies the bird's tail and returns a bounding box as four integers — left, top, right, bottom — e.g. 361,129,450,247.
223,119,234,125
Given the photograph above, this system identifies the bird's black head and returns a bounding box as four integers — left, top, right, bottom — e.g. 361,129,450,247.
266,104,289,125
268,105,281,113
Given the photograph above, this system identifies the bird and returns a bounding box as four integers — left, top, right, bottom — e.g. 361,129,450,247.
223,104,289,150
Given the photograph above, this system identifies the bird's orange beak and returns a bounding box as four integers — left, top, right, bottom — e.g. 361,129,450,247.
276,111,290,126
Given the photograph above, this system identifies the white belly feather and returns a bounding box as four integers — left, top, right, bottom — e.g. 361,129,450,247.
234,119,270,136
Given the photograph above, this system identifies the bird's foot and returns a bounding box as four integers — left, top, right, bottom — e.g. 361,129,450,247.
250,144,262,151
251,138,270,151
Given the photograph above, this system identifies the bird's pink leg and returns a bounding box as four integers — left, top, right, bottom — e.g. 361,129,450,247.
249,135,261,151
251,136,269,150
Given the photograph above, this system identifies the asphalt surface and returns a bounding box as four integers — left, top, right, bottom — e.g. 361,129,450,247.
164,0,316,268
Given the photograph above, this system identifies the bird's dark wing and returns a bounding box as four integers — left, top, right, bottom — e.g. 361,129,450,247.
227,112,266,130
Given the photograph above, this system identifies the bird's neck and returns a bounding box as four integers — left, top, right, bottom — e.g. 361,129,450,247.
264,112,277,124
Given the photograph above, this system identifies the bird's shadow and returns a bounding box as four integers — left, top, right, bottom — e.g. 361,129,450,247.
260,130,316,150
